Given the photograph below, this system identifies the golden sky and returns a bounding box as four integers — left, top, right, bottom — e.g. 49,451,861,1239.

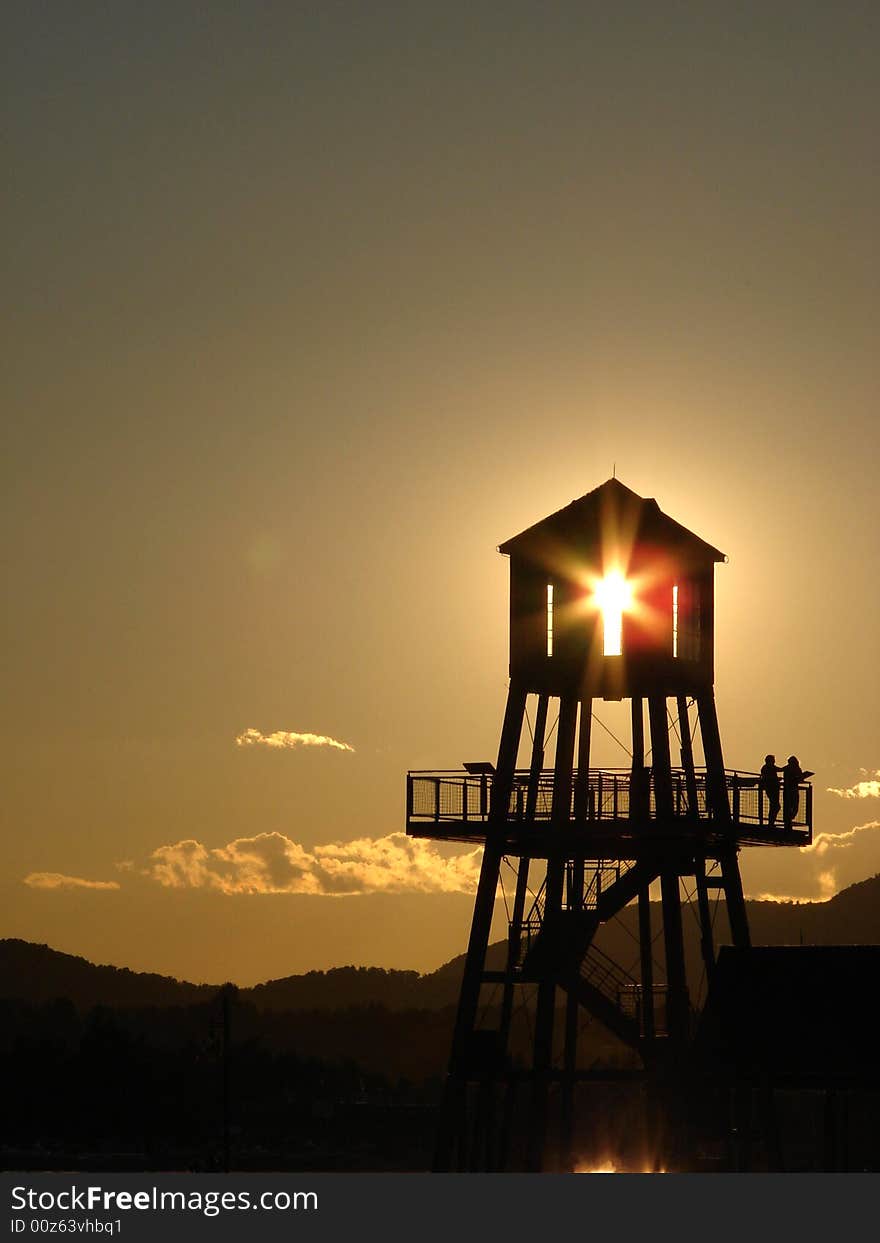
4,2,879,983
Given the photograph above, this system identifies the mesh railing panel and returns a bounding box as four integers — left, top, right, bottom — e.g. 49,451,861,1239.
407,769,811,831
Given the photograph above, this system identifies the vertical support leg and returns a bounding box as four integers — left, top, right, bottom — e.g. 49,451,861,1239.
527,694,577,1172
693,856,716,983
659,870,689,1045
560,697,592,1170
499,857,530,1044
638,885,655,1043
499,695,548,1047
631,697,647,822
434,681,527,1171
633,695,656,1049
573,700,592,909
632,697,645,765
696,689,751,950
695,691,730,825
527,873,562,1172
573,698,592,821
494,695,549,1170
649,696,688,1047
560,973,580,1170
648,696,673,821
649,693,687,1169
676,696,699,819
720,847,751,949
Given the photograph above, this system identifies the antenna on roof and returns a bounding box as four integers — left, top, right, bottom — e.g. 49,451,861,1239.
612,462,616,479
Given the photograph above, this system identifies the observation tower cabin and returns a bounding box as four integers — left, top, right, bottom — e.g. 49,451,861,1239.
504,476,718,702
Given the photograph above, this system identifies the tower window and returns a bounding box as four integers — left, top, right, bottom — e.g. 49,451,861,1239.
676,580,702,661
594,571,632,657
546,584,554,657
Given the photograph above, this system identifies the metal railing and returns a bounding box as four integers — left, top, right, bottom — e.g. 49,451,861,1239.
517,860,628,950
406,768,812,831
580,942,639,999
618,983,670,1039
514,914,669,1039
581,947,669,1039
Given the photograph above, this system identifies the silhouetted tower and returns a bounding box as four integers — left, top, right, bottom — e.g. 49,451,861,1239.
406,479,813,1171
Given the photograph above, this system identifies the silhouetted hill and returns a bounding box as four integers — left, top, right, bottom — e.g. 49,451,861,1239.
0,941,458,1012
749,873,880,944
0,940,214,1009
4,873,880,1012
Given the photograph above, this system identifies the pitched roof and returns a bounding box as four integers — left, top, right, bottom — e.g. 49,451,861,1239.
497,477,725,562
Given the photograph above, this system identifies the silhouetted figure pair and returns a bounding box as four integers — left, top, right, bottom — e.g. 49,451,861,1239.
760,754,814,829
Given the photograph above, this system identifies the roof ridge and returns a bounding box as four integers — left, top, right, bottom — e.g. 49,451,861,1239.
497,478,725,560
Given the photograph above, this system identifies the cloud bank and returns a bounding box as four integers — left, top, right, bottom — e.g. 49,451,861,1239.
827,770,880,800
235,727,354,753
24,872,121,891
146,831,480,896
746,819,880,903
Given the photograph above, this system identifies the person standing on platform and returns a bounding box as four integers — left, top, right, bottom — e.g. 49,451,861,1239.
783,756,814,830
759,754,782,828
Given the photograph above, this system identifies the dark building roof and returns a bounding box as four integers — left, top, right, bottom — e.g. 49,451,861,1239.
498,478,726,563
694,946,880,1080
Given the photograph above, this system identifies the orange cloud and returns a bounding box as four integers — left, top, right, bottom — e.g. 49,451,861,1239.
24,872,121,891
804,821,880,855
827,771,880,799
146,831,480,896
235,727,354,753
743,819,880,902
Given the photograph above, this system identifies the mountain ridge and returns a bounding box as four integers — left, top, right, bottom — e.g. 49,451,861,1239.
4,872,880,1012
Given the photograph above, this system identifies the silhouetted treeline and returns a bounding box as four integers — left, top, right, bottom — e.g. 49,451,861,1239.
0,995,444,1171
0,983,638,1171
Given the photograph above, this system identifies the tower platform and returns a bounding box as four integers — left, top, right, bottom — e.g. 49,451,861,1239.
406,767,812,855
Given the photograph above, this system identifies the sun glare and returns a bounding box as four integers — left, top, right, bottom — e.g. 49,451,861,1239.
574,1159,618,1173
574,1156,665,1174
593,570,633,657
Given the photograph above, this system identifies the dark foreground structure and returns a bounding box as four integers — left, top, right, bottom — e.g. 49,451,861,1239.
407,478,814,1171
694,946,880,1171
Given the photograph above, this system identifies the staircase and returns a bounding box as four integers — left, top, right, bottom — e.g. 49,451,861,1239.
516,858,663,1050
567,944,643,1049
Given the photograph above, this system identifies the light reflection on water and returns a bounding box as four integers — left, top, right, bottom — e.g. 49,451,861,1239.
573,1157,665,1174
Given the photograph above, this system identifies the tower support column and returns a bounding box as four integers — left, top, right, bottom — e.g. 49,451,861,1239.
434,679,527,1171
526,694,578,1172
